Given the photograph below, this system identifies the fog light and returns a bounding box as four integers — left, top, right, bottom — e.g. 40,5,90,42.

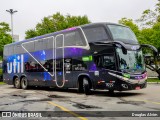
121,84,128,89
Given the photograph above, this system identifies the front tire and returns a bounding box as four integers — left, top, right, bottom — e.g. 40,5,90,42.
77,80,83,93
108,89,114,95
21,77,28,89
14,77,21,89
83,78,91,95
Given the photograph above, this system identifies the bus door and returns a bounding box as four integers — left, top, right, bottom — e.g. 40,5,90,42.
54,34,65,87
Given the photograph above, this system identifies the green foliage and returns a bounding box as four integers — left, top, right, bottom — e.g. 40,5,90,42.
0,82,4,85
119,0,160,51
136,9,157,27
25,29,38,39
25,12,90,39
119,0,160,76
0,22,12,55
147,78,160,82
0,69,1,73
136,0,160,28
119,18,140,40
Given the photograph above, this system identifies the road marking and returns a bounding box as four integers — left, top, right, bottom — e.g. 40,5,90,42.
135,99,160,105
127,98,160,105
47,101,88,120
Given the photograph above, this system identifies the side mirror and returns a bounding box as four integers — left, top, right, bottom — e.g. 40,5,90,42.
141,44,158,56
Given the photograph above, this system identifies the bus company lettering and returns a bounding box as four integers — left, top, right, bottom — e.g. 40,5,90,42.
7,55,24,73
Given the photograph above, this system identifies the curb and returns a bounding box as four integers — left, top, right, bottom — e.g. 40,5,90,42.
147,82,160,84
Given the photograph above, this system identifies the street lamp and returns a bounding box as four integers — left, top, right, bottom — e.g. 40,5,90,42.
6,9,18,43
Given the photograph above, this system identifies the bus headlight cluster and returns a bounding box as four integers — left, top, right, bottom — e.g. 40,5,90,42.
108,72,129,81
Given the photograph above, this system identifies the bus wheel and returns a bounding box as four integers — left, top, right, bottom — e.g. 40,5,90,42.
21,77,28,89
77,80,84,93
83,78,91,95
108,89,114,95
14,77,21,89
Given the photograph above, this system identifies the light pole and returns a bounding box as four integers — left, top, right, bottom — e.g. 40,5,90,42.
6,9,18,43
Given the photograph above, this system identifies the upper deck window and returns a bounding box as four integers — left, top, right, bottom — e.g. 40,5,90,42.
64,29,86,46
35,39,47,51
8,45,14,55
4,46,8,56
107,25,138,44
14,44,25,54
82,26,108,43
22,41,35,52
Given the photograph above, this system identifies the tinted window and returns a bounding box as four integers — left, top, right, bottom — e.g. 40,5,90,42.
56,59,63,71
56,35,63,48
64,32,76,46
94,54,116,70
107,25,138,44
47,37,54,49
4,46,8,56
22,41,35,52
35,39,47,51
83,26,108,42
14,44,25,54
8,45,14,55
25,59,53,72
64,30,86,46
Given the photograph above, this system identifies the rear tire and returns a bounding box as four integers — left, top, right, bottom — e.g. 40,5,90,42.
14,77,21,89
21,77,28,89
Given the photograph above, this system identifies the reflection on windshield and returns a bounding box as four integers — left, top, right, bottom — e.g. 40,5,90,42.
107,25,138,44
116,48,145,73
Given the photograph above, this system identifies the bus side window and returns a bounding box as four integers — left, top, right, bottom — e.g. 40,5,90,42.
4,46,8,56
103,55,116,70
94,56,102,67
25,61,37,72
56,59,63,71
23,42,35,52
56,35,63,48
14,44,25,54
94,55,116,70
83,26,108,42
8,45,14,55
35,39,47,51
45,59,53,72
47,37,54,49
64,30,86,47
75,30,85,46
64,32,76,46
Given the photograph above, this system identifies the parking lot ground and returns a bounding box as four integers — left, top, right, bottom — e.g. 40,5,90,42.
0,84,160,120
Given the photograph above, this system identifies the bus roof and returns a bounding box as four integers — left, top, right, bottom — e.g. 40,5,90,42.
4,22,127,47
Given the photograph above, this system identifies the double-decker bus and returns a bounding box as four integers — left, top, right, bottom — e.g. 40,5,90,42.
3,23,158,94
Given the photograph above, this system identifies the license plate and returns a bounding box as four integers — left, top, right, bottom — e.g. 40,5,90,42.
135,86,140,90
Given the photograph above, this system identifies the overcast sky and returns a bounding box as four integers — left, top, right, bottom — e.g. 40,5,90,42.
0,0,158,40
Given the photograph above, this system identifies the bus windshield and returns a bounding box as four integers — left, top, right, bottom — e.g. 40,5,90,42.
107,25,138,44
116,48,145,73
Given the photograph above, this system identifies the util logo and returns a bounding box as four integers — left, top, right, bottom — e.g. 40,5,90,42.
7,55,24,73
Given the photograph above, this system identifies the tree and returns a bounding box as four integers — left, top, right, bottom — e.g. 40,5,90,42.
118,18,140,40
25,12,90,39
137,0,160,28
118,1,160,78
0,22,12,57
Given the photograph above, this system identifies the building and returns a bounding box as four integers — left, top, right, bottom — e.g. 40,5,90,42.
13,35,19,42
